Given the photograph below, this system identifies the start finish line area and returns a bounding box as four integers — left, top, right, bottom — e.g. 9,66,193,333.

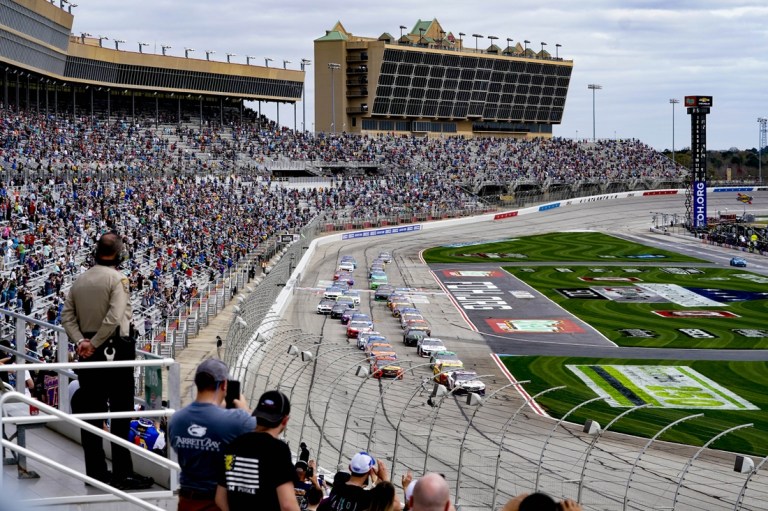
430,264,615,351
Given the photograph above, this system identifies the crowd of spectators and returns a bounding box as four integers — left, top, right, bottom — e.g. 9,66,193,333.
0,102,692,365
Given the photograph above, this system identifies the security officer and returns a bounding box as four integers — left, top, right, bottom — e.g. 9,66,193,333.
62,232,152,490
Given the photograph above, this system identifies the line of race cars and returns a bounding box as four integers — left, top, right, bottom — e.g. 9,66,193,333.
316,253,485,395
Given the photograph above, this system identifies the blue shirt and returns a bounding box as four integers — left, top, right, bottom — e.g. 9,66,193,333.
169,402,256,493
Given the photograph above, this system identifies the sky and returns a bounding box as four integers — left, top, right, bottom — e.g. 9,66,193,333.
68,0,768,151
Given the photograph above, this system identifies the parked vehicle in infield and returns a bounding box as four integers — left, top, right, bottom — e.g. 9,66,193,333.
371,355,405,380
369,271,388,289
444,370,486,395
340,308,360,325
324,286,344,301
374,285,395,301
730,257,748,267
417,337,447,357
403,328,429,347
433,360,464,382
356,332,386,350
378,251,393,263
347,320,373,339
430,351,462,370
316,299,336,315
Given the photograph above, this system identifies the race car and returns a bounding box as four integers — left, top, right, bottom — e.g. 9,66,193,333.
371,355,405,380
334,271,355,286
342,290,361,306
347,320,373,339
365,341,395,356
730,257,747,267
316,299,335,315
433,360,465,382
430,351,461,370
337,260,355,272
378,251,393,264
402,319,431,336
417,337,447,358
339,255,357,269
403,327,429,347
330,302,351,319
357,332,386,350
374,285,395,301
369,271,388,290
340,308,360,325
323,286,344,301
444,370,486,395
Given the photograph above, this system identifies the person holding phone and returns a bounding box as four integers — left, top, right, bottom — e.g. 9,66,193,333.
169,359,254,511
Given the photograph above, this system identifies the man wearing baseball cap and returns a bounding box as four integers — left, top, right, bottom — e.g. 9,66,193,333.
169,359,254,511
215,390,299,511
317,451,389,511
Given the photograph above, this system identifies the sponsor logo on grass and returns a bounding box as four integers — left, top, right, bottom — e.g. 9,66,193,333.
652,310,740,318
598,255,618,259
444,282,512,310
556,288,606,300
623,268,643,273
733,329,768,338
590,268,607,272
462,253,528,259
734,274,768,284
678,328,717,339
442,270,503,278
637,284,723,307
626,254,667,259
618,328,657,338
567,365,758,410
663,267,705,275
555,268,573,273
592,286,668,303
579,277,643,282
519,268,536,272
486,319,585,334
686,287,768,303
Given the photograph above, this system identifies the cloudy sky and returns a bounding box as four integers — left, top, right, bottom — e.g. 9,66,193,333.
69,0,768,150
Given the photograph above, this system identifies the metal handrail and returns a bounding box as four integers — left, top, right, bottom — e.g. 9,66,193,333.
0,390,180,510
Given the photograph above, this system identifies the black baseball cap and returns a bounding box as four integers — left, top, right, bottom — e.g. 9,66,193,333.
253,390,291,423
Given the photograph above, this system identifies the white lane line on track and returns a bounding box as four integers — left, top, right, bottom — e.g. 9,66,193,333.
491,353,549,417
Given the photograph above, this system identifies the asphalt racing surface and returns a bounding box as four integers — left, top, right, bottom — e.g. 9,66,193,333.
261,191,768,511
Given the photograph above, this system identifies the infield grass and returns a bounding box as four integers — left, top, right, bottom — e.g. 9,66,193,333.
423,231,706,264
505,265,768,349
502,356,768,456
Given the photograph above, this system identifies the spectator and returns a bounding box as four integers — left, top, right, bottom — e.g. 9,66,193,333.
215,390,299,511
502,492,582,511
295,459,322,510
369,481,402,511
306,486,325,511
169,358,254,511
410,473,450,511
317,452,389,511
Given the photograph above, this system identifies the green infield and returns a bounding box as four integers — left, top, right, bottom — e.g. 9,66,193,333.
502,356,768,456
504,265,768,349
423,232,706,264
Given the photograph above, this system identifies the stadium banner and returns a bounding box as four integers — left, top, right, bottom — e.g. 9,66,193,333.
693,180,707,228
341,225,421,240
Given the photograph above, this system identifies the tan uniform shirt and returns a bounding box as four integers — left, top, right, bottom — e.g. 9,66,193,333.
61,265,132,349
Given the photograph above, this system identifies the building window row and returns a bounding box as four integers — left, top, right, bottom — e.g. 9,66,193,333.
379,66,569,88
0,28,66,75
0,0,70,50
371,97,563,123
360,118,457,133
63,56,303,99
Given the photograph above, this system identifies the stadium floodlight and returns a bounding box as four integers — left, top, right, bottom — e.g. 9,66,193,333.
328,62,341,133
472,33,483,52
59,0,67,7
458,32,465,48
79,32,91,44
487,35,498,51
541,41,547,55
505,37,513,54
184,47,195,58
138,42,149,54
114,39,125,51
205,50,216,61
555,43,562,59
399,25,406,39
524,39,530,53
264,57,273,67
226,52,236,63
588,84,603,141
246,55,256,65
283,59,291,69
161,44,172,56
68,3,76,13
97,35,109,48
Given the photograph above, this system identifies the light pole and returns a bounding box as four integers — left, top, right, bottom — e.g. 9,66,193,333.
205,50,215,61
98,35,108,48
588,83,602,141
283,60,291,69
540,41,547,55
399,25,406,40
184,47,194,58
472,33,483,52
487,35,498,51
555,43,561,59
524,40,530,54
505,37,513,54
670,98,679,166
226,52,236,63
458,32,465,49
760,118,767,183
264,57,273,67
246,55,256,65
300,59,311,132
328,62,340,133
114,39,125,51
161,44,171,56
138,42,149,54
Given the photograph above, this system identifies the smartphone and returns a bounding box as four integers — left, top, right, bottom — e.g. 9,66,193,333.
318,475,324,486
225,380,240,409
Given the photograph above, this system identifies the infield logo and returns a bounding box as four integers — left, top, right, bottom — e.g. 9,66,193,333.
652,310,740,318
442,270,503,278
678,328,716,339
486,319,585,334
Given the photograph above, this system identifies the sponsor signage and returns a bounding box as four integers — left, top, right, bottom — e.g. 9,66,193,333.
442,270,503,278
734,274,768,284
509,290,535,299
626,254,667,259
444,281,512,310
712,187,754,192
568,364,757,410
684,95,713,107
486,319,585,334
280,234,296,243
642,190,678,196
618,328,657,338
637,284,722,307
579,277,642,282
556,288,606,300
494,211,520,220
678,328,716,339
662,268,704,275
652,310,740,318
461,253,527,259
733,329,768,338
342,225,421,240
686,287,768,303
539,203,561,211
693,180,707,228
443,238,514,248
555,268,573,273
592,286,667,303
